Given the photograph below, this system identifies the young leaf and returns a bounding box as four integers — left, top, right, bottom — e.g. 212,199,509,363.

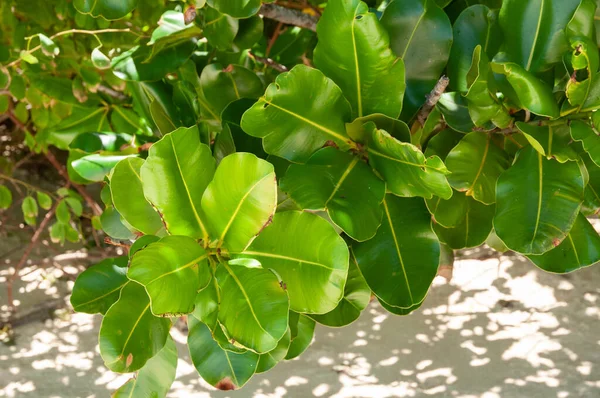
70,256,129,314
128,236,211,316
231,211,349,315
36,191,52,210
280,147,386,242
517,122,579,163
494,146,585,255
99,282,171,373
0,186,13,209
22,196,38,218
314,0,405,118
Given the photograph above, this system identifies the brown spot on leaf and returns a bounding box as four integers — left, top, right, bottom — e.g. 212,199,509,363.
258,214,274,235
323,140,338,149
553,238,561,247
126,353,134,368
223,64,235,73
279,281,287,290
216,378,236,390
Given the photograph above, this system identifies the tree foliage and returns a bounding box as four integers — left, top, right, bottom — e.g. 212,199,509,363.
3,0,600,394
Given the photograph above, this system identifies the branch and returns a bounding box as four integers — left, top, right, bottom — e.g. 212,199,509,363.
259,4,319,32
416,76,450,127
96,84,129,103
248,52,288,73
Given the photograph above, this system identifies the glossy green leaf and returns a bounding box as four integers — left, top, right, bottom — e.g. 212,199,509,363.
128,236,210,316
47,106,111,150
100,206,136,240
566,38,599,111
232,211,349,314
202,153,276,252
22,196,38,218
447,5,502,92
241,65,354,162
424,128,464,160
517,122,579,163
445,132,511,204
381,0,453,120
285,312,316,360
366,126,452,199
281,147,385,241
72,154,136,183
70,256,128,314
314,0,405,118
36,191,52,210
257,329,291,373
309,256,370,327
353,195,439,309
528,213,600,273
202,6,238,50
188,316,259,389
571,120,600,167
346,113,411,144
110,157,164,235
499,0,581,72
436,92,476,133
491,61,560,118
113,336,177,398
129,235,160,258
99,282,171,373
91,47,111,69
426,190,468,228
0,186,12,209
141,127,216,242
433,192,495,249
215,262,289,353
566,0,596,39
494,146,585,254
206,0,260,18
147,11,202,61
379,298,422,316
74,0,138,20
233,15,264,52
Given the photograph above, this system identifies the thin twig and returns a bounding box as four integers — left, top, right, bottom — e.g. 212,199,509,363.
96,85,129,102
259,4,319,32
266,22,284,58
248,52,288,73
416,76,450,127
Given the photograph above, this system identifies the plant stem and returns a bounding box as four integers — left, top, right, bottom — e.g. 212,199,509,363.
0,174,57,198
259,4,319,32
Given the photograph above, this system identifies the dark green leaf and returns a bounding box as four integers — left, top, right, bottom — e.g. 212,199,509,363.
70,257,128,314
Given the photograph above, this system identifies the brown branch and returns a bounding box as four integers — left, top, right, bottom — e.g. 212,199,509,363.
259,4,319,32
248,52,289,73
96,84,129,103
416,76,450,127
7,201,59,314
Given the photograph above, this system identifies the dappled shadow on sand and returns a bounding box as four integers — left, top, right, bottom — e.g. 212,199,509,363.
2,246,600,398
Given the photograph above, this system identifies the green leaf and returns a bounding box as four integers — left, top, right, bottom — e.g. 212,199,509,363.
424,128,464,160
70,256,128,314
202,153,276,252
257,328,291,373
353,195,439,309
346,113,411,144
445,132,510,204
141,127,216,241
233,15,264,52
432,192,495,249
494,146,585,254
19,50,38,64
426,190,468,228
241,65,354,162
566,38,599,111
379,298,422,316
232,211,349,315
206,0,260,18
129,235,160,258
99,282,171,373
128,236,210,316
285,312,316,360
314,0,405,118
381,0,453,120
0,186,12,209
571,120,600,167
188,316,258,389
366,126,452,199
281,147,385,241
490,61,560,118
528,213,600,273
309,256,370,327
202,6,238,50
47,106,111,150
72,154,136,183
113,336,178,398
464,46,512,128
517,122,579,163
9,75,26,100
499,0,580,72
110,157,164,235
74,0,138,20
22,196,38,218
215,262,289,353
91,47,111,69
100,206,136,240
49,222,66,244
566,0,596,39
39,34,59,57
56,200,70,224
436,92,476,133
447,5,502,92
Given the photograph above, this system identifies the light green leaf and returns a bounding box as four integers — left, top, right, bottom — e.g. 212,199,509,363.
74,0,138,20
36,192,52,210
70,256,128,314
314,0,405,118
113,336,178,398
0,186,12,209
241,65,354,163
285,312,316,360
366,126,452,199
202,6,238,50
110,157,164,235
445,132,510,204
517,122,579,163
571,120,600,167
206,0,260,18
188,316,259,389
72,154,136,183
39,34,59,57
47,106,111,150
22,196,38,218
100,206,136,240
128,236,210,316
232,211,349,315
215,262,289,353
91,47,111,69
99,282,171,373
202,153,276,252
494,146,585,254
381,0,453,120
141,127,216,242
281,147,385,242
353,195,439,309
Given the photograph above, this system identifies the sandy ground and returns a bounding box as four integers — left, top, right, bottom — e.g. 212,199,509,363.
1,241,599,398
